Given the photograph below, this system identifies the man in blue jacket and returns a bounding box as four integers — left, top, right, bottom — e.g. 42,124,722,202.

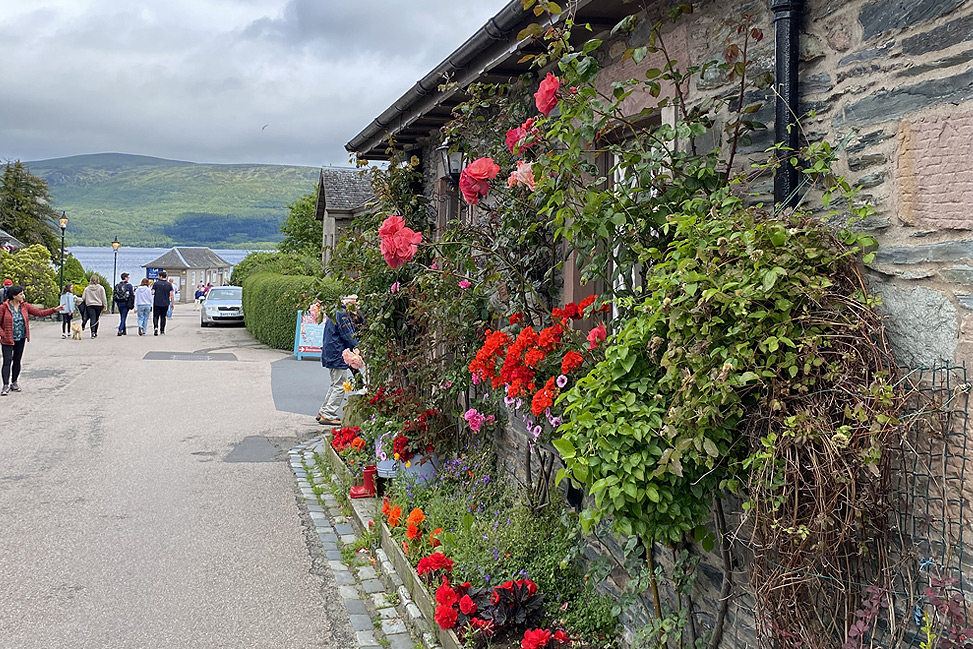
317,295,360,426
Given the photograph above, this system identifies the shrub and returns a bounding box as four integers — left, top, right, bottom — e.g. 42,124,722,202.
230,251,322,286
242,271,344,350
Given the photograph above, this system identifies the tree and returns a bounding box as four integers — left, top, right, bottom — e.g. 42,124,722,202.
0,244,59,306
278,191,322,257
0,161,60,259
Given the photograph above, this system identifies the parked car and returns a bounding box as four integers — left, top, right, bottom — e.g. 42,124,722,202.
200,286,244,326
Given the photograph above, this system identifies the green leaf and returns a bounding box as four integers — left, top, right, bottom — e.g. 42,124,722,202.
461,512,474,532
553,437,577,459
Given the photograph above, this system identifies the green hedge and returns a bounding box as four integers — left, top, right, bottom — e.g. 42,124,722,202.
243,272,345,350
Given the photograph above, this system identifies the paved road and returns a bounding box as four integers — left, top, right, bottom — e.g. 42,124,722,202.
0,310,348,648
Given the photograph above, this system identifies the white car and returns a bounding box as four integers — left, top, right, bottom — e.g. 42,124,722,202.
200,286,244,326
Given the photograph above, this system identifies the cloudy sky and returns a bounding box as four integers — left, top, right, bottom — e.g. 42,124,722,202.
0,0,506,167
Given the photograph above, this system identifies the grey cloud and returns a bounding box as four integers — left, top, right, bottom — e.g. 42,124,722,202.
0,1,505,167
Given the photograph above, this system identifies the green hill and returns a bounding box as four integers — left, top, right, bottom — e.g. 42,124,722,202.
25,153,320,248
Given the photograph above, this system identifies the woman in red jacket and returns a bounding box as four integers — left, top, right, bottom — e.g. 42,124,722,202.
0,285,63,396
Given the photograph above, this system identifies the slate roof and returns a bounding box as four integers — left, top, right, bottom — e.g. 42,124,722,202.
142,247,231,269
315,167,374,221
0,228,25,250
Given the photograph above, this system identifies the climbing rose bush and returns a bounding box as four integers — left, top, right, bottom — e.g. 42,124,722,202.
534,73,560,116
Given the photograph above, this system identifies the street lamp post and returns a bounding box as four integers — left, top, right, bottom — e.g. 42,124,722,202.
58,212,68,291
111,236,120,313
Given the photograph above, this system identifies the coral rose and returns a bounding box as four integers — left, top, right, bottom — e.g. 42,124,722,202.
458,157,501,205
505,118,537,154
380,224,422,269
378,215,405,237
535,73,560,116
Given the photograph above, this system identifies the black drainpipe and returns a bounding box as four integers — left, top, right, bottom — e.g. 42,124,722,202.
772,0,803,207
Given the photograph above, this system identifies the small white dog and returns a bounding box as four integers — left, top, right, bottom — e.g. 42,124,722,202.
71,321,83,340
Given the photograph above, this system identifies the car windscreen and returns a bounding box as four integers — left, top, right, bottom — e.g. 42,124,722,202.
207,289,241,301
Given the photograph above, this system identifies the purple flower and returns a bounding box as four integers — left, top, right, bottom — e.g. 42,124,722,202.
556,374,568,388
504,396,515,406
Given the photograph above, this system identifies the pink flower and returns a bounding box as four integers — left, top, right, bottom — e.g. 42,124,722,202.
586,323,607,350
507,161,537,191
390,282,400,293
535,73,560,116
459,280,472,289
505,118,537,155
430,263,439,270
464,408,487,432
459,157,501,205
342,349,364,370
378,215,422,269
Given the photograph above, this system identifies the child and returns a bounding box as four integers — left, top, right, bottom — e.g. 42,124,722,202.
59,284,76,339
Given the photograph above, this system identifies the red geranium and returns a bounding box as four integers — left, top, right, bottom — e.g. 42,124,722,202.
459,157,501,205
561,351,584,374
579,294,597,312
535,73,560,116
378,215,422,269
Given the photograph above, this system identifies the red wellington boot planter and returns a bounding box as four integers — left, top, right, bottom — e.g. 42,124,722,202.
350,465,377,499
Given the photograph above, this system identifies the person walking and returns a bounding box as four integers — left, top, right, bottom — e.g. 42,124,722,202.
113,272,135,336
134,278,152,336
167,278,177,319
151,271,173,335
81,276,107,338
58,284,76,339
317,295,360,426
193,283,204,310
0,285,64,395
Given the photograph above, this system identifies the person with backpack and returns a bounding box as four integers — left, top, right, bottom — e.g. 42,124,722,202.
0,279,11,303
151,271,173,335
0,285,64,395
316,295,360,426
81,276,107,338
113,272,135,336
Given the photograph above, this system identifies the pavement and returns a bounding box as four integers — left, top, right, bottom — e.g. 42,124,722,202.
0,309,354,648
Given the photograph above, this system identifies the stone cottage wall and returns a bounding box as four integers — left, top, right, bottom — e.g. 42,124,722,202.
406,0,973,644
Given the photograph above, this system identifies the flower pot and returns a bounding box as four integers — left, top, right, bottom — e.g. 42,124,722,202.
375,454,439,484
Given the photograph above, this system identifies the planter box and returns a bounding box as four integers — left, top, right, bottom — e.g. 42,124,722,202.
318,435,462,649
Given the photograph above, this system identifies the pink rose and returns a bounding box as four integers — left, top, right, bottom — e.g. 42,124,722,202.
535,73,560,116
459,157,501,205
378,215,405,237
458,280,472,289
507,161,537,191
379,216,423,269
586,323,607,350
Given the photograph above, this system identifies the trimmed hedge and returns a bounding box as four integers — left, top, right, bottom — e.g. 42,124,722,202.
243,272,345,350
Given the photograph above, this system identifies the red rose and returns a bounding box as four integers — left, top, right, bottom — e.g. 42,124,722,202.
459,594,477,615
522,628,553,649
505,118,537,154
535,73,560,116
459,157,501,205
435,604,458,629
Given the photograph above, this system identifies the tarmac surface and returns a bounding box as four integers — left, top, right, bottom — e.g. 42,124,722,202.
0,310,350,648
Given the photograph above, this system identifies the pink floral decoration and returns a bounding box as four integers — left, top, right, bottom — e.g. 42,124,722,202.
507,161,537,191
378,215,422,269
458,280,472,289
458,157,501,205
